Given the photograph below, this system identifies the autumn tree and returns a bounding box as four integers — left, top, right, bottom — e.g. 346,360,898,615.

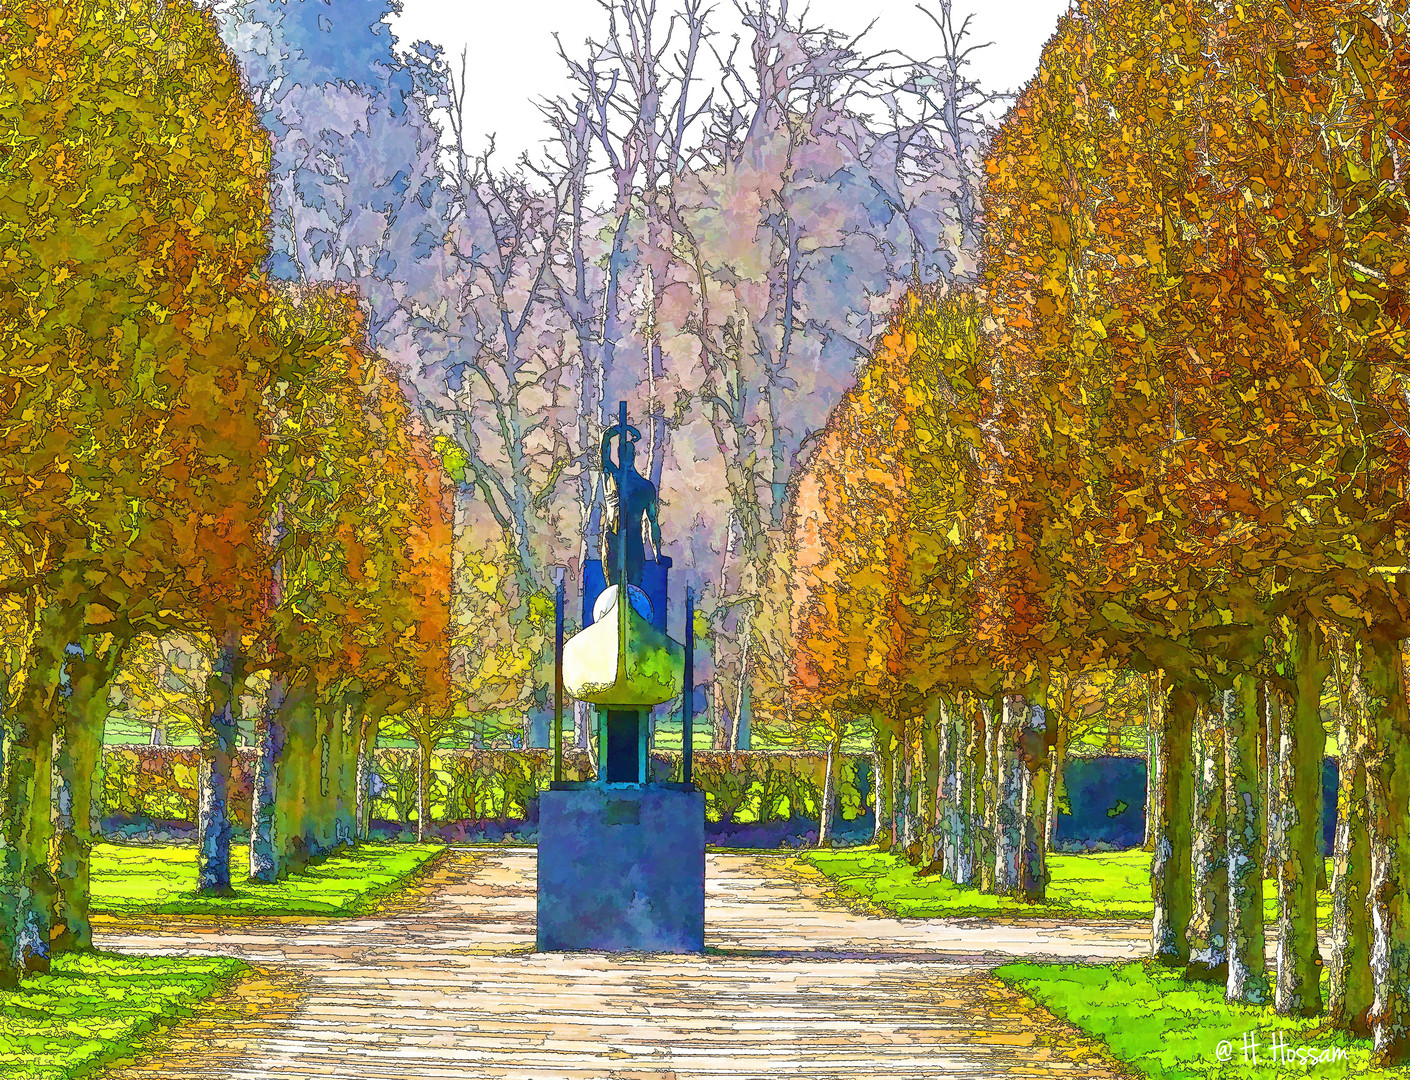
0,0,280,976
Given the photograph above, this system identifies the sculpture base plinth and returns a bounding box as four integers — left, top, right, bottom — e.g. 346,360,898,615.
536,784,705,953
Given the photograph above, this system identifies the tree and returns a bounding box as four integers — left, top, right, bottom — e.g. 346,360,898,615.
0,0,279,978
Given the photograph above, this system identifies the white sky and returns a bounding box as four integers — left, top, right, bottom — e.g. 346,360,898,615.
390,0,1075,162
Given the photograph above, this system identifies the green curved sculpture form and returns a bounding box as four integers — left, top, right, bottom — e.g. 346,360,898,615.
562,585,683,707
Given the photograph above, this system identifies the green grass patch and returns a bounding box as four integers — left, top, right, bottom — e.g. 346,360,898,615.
995,960,1385,1078
0,951,245,1080
90,842,445,917
799,846,1334,922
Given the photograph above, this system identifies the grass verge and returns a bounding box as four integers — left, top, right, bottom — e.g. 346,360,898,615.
995,960,1386,1078
798,846,1332,923
0,951,246,1080
91,841,446,917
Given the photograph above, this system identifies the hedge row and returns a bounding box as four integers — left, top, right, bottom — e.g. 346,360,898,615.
99,746,874,827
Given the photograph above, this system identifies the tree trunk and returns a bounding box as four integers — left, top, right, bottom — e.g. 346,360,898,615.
17,719,56,977
817,734,838,848
994,694,1025,895
274,684,317,876
417,739,432,845
1328,637,1372,1037
712,682,732,751
50,633,126,956
1362,638,1410,1064
949,700,973,885
0,606,80,984
729,607,754,752
1144,675,1161,852
1255,681,1268,873
1276,614,1329,1017
1015,696,1051,904
921,697,942,871
249,674,286,883
1153,679,1196,965
976,698,997,893
355,706,383,843
1047,733,1068,850
1265,685,1284,877
874,707,896,851
196,636,243,896
1224,675,1266,1004
1188,690,1228,984
332,697,359,850
901,713,920,861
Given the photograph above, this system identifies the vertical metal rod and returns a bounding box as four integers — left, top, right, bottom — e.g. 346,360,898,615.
683,586,694,788
554,576,564,784
618,399,629,589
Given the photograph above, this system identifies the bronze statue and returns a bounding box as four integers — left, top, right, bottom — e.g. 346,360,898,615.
601,420,661,587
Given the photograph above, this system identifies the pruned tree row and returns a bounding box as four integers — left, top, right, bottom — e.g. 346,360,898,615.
0,0,451,987
787,0,1410,1065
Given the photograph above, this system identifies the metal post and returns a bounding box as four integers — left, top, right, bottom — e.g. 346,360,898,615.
618,399,629,589
683,586,694,788
554,576,564,784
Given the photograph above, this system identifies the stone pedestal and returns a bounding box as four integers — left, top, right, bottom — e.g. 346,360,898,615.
537,783,705,953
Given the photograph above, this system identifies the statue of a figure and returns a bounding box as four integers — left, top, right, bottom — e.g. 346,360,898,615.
601,421,661,587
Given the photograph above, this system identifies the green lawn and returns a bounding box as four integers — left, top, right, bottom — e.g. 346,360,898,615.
799,846,1334,922
0,952,245,1080
91,842,445,917
996,960,1387,1078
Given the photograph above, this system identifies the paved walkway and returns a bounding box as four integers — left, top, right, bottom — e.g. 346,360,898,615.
94,850,1145,1080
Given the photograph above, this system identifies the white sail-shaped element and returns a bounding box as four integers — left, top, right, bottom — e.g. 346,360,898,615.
563,584,683,706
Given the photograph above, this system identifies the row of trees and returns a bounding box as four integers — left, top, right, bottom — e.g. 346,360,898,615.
0,0,451,987
789,0,1410,1064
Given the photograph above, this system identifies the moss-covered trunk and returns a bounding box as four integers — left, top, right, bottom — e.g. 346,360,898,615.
1152,680,1195,965
1276,613,1329,1017
51,635,126,953
1187,690,1228,983
48,631,121,955
1363,638,1410,1064
1329,635,1372,1037
331,694,360,851
1224,674,1266,1004
271,678,317,878
1,604,77,983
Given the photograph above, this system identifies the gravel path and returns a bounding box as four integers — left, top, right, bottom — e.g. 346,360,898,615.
93,849,1143,1080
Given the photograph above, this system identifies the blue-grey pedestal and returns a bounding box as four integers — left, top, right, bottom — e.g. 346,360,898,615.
537,784,705,953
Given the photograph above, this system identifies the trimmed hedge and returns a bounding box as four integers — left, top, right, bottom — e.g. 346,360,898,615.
99,746,874,828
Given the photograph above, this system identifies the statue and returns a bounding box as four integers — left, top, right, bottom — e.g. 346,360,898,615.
601,420,661,588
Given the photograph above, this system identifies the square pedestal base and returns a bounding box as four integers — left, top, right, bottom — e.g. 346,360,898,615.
536,785,705,953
